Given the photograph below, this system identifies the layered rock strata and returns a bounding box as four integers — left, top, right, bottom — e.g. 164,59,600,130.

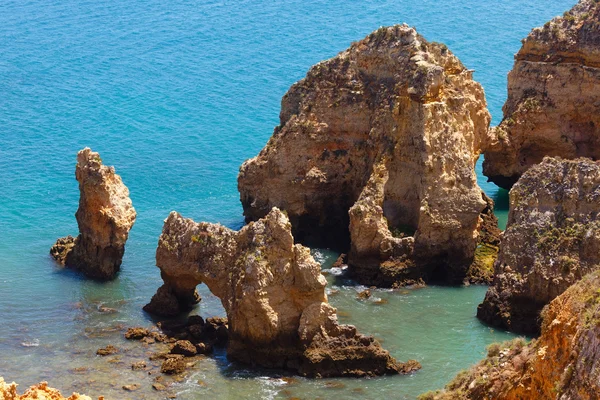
145,208,420,377
484,0,600,189
50,148,136,280
478,157,600,335
421,269,600,400
238,25,495,286
0,378,98,400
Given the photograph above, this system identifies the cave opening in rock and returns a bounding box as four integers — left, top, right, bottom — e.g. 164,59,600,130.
382,162,421,239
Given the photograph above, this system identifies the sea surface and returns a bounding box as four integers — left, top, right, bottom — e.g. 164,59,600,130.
0,0,575,399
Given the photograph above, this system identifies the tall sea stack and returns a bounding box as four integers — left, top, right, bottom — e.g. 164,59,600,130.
50,148,136,280
238,24,496,287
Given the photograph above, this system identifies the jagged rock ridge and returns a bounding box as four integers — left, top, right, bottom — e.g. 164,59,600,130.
145,208,420,377
238,24,496,287
0,377,99,400
484,0,600,188
50,148,136,280
478,157,600,335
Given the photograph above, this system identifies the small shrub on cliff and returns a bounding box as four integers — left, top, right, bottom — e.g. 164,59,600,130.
487,342,501,357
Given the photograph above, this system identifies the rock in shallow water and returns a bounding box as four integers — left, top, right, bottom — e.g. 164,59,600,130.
160,357,186,375
237,24,497,287
50,148,136,280
145,208,419,377
478,157,600,335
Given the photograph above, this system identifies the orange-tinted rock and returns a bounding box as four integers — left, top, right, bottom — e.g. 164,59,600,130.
50,148,136,280
0,377,100,400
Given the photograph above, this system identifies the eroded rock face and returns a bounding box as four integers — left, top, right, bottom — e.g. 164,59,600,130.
0,377,97,400
422,270,600,400
484,0,600,189
238,25,494,286
50,148,136,280
478,157,600,335
145,208,420,377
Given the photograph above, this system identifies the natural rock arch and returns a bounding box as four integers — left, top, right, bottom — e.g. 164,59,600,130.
144,208,420,377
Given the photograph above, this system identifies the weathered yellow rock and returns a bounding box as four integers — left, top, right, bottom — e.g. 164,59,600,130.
50,148,136,280
0,377,99,400
145,208,420,377
484,0,600,188
238,24,495,286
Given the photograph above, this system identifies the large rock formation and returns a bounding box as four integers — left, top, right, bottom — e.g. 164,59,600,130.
50,148,136,280
145,208,420,377
484,0,600,189
478,157,600,335
238,25,495,286
0,378,97,400
421,269,600,400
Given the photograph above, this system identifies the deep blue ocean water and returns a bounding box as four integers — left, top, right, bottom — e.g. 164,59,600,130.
0,1,575,398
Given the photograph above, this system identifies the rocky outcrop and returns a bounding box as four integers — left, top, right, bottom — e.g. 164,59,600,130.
421,269,600,400
50,148,136,280
484,0,600,189
478,157,600,335
0,377,98,400
145,208,420,377
238,25,495,286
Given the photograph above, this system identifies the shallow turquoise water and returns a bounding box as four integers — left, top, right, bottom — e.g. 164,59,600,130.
0,0,574,398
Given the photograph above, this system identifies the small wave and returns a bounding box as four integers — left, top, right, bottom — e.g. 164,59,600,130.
21,339,40,347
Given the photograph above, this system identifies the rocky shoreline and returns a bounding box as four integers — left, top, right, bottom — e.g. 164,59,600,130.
421,269,600,400
21,0,600,396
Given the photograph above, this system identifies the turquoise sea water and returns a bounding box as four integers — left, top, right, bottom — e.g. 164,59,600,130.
0,1,575,399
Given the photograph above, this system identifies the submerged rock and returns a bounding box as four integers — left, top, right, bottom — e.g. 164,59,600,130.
124,327,149,340
422,269,600,400
484,0,600,189
238,25,495,286
0,377,99,400
96,345,119,356
160,357,186,375
50,148,136,280
145,208,419,377
478,157,600,335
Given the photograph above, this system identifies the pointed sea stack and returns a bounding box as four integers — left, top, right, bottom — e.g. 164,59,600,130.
50,148,136,280
478,157,600,335
238,24,496,286
145,208,420,377
484,0,600,189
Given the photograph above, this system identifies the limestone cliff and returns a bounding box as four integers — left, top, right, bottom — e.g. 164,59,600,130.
145,208,420,377
238,25,494,286
50,148,136,280
0,378,98,400
484,0,600,188
421,269,600,400
478,157,600,335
